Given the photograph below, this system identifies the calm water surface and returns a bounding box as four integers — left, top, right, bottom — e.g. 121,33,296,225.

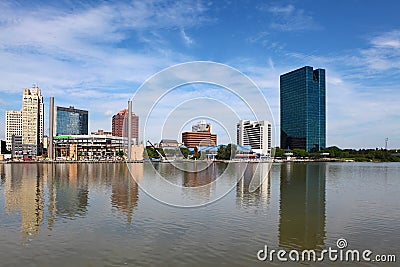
0,162,399,266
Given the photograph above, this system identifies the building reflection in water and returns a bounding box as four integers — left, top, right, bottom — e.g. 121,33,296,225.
236,163,271,208
4,164,44,240
2,163,142,239
279,163,326,250
50,164,89,220
182,163,216,187
111,163,141,223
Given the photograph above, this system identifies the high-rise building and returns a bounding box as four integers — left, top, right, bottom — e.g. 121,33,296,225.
237,120,272,155
112,109,139,141
182,121,217,148
22,86,44,155
55,106,88,136
280,66,326,152
5,110,22,151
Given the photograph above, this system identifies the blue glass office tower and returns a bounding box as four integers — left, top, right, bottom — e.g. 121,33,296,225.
56,106,88,136
280,66,326,152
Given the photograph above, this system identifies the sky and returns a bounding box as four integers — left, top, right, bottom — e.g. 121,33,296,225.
0,0,399,149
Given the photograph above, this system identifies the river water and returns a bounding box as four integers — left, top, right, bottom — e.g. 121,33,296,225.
0,162,399,266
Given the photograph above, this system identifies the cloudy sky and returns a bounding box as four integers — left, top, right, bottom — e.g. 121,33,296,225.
0,0,399,148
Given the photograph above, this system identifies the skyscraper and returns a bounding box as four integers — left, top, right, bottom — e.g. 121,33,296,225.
280,66,326,152
237,120,272,155
112,109,139,141
22,86,44,155
5,110,22,151
55,106,88,136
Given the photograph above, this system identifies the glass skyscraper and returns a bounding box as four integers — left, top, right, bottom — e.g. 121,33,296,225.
280,66,326,152
55,106,88,136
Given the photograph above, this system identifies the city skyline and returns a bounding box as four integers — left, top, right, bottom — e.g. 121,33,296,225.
0,1,399,148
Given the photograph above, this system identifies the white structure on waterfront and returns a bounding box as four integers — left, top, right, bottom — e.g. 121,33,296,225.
5,110,22,151
237,120,272,156
22,86,44,155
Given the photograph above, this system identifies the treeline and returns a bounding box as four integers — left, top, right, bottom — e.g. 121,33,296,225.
144,144,238,160
145,146,193,159
274,146,400,162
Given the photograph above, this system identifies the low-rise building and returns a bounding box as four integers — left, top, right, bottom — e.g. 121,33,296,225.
53,135,142,161
182,121,217,148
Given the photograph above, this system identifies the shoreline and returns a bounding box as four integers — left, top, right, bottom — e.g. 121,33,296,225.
2,158,399,164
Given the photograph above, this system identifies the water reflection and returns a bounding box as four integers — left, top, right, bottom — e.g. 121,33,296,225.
279,163,326,250
52,164,89,219
182,163,218,187
112,163,141,223
4,164,44,239
2,163,142,240
236,163,271,208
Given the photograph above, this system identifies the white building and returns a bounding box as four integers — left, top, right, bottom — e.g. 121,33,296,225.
192,120,212,132
22,86,44,155
237,120,272,156
5,110,22,151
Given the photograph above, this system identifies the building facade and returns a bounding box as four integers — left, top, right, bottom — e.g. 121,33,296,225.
5,110,22,151
280,66,326,152
192,120,212,132
182,121,217,148
237,120,272,156
54,135,143,161
55,106,88,136
112,109,139,141
22,86,44,155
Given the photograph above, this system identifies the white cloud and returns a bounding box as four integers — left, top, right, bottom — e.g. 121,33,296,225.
357,30,400,71
0,0,211,139
180,28,194,46
263,4,320,32
104,110,117,117
370,30,400,49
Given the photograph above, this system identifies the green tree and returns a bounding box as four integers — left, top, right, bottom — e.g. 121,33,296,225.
274,147,285,158
216,145,226,160
180,147,189,159
216,144,237,160
145,146,158,159
323,146,342,158
292,148,308,158
116,150,125,160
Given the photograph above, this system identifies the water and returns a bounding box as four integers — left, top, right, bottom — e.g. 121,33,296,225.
0,162,399,266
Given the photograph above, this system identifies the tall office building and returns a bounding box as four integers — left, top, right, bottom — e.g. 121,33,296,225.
237,120,272,156
5,110,22,151
280,66,326,152
112,109,139,141
55,106,88,136
22,86,44,155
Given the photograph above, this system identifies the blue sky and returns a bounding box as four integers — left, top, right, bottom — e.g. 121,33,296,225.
0,0,399,148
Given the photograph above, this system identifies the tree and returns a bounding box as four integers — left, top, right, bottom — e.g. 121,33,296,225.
274,147,285,158
225,144,237,159
180,147,189,159
292,148,308,158
323,146,342,158
116,150,125,160
145,146,159,159
216,144,237,160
